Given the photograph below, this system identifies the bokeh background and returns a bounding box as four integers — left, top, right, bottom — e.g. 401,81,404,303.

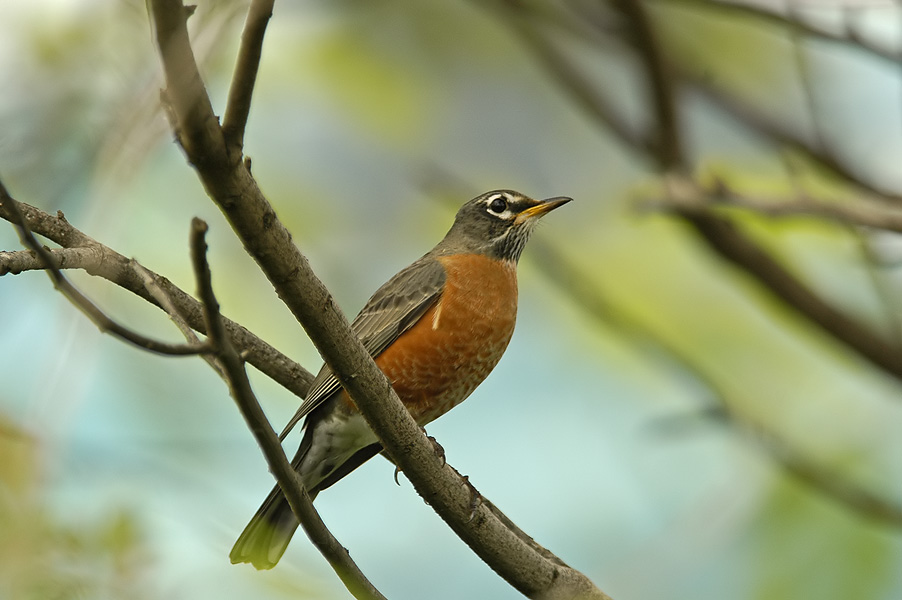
2,1,902,599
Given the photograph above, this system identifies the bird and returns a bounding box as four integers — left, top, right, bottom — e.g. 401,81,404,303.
230,189,571,569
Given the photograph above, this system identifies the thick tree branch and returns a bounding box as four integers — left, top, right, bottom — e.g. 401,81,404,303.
188,219,386,600
0,196,315,397
148,1,609,597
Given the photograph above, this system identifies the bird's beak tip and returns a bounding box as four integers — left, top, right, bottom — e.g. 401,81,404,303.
519,195,572,220
542,196,573,208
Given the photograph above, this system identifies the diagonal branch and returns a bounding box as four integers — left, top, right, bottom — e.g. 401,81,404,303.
490,0,654,155
660,175,902,381
585,0,902,382
188,218,386,600
530,236,902,528
152,2,228,165
148,1,609,598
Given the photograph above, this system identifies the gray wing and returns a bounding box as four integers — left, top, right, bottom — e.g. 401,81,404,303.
279,256,446,439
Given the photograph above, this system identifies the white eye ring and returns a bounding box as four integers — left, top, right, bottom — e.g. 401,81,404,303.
485,193,511,217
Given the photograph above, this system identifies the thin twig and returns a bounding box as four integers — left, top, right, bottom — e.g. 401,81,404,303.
647,181,902,233
852,233,902,348
684,71,902,203
222,0,274,149
653,0,902,66
188,218,387,600
0,183,207,357
785,0,828,155
0,196,315,396
132,259,202,344
132,258,228,378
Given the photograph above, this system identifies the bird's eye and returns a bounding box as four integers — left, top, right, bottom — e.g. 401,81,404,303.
487,196,508,215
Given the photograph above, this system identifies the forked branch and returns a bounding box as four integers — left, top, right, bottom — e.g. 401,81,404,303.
0,194,315,397
0,182,206,356
187,218,386,600
148,0,610,597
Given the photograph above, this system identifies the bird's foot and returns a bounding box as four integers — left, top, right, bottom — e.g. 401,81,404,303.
460,474,482,523
422,427,446,466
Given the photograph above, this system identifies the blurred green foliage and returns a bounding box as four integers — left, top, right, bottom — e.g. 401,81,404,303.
0,416,154,600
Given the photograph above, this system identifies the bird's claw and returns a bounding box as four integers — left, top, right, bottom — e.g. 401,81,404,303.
424,431,446,466
460,475,482,522
391,427,444,488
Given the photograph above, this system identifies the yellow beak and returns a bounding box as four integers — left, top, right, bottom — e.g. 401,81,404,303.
515,196,572,224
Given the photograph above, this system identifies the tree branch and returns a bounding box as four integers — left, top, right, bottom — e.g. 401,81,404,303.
0,182,206,357
530,235,902,529
683,71,902,203
188,218,387,600
705,183,902,233
611,0,683,169
221,0,274,149
654,0,902,66
579,0,902,382
729,408,902,528
152,2,229,166
658,175,902,381
0,194,315,398
148,1,609,597
490,0,655,156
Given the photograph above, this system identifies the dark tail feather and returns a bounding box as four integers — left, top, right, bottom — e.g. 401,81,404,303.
229,483,317,569
230,427,383,569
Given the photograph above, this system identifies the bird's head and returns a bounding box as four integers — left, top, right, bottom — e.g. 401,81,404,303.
436,190,572,263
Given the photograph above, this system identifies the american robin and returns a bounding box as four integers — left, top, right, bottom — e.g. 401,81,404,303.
230,190,571,569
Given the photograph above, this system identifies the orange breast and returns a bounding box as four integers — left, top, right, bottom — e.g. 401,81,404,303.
372,254,518,424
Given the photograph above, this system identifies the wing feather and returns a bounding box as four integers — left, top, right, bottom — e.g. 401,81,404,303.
279,257,446,439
